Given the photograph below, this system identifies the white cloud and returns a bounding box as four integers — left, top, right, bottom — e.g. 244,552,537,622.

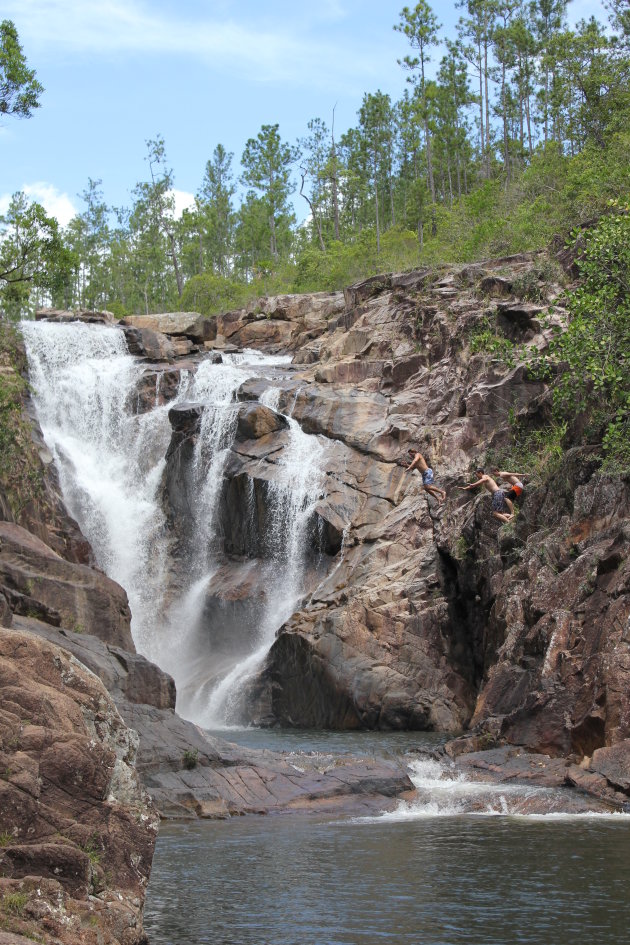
169,189,196,219
0,183,77,226
6,0,379,85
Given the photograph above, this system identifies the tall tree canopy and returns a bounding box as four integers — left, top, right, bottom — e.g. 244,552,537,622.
0,19,43,121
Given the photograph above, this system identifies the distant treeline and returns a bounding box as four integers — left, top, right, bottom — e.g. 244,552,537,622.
1,0,629,317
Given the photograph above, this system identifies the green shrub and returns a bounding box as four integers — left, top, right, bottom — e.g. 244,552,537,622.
179,273,253,316
182,748,199,770
545,204,630,471
1,892,28,916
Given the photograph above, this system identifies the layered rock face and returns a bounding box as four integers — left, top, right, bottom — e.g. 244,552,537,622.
161,255,552,731
154,252,628,799
23,257,630,812
0,628,158,945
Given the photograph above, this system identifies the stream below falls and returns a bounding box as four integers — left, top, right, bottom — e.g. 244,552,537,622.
145,730,630,945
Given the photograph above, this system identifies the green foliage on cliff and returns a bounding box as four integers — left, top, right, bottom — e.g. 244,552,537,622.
0,320,42,514
548,206,630,471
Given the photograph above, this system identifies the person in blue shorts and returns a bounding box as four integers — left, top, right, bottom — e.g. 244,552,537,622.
406,450,447,504
459,469,514,523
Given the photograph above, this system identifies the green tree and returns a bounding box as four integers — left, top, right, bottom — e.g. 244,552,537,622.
395,2,442,227
128,136,183,311
358,91,395,252
196,144,236,276
241,124,298,261
547,206,630,469
0,192,71,317
68,178,110,309
0,20,43,121
298,117,330,252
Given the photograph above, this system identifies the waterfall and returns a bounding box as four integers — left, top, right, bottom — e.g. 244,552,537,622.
21,320,326,727
20,321,173,660
199,387,327,727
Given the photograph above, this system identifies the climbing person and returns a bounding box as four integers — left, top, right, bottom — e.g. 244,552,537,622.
491,468,526,503
458,469,514,523
406,450,447,504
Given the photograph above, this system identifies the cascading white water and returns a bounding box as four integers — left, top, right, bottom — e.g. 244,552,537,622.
200,386,327,726
20,321,175,660
21,320,324,727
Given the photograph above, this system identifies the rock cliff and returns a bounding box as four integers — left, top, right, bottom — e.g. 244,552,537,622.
0,627,158,945
153,253,629,803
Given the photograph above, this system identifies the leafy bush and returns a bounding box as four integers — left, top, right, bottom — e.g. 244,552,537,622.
548,204,630,471
182,748,198,770
468,316,516,364
0,320,43,514
179,273,253,316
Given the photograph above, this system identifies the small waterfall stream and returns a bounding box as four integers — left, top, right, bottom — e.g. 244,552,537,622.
199,387,327,727
20,320,323,726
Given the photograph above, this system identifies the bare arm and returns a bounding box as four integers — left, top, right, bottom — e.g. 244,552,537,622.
499,470,527,479
458,478,485,491
406,455,422,471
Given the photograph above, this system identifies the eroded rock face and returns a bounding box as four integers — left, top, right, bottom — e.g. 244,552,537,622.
0,522,133,651
9,619,414,821
0,627,158,945
148,253,588,736
20,252,628,809
449,459,630,760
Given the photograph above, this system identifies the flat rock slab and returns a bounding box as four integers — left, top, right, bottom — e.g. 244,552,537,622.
11,622,414,819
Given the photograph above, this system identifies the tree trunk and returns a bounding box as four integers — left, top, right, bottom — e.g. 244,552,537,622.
168,232,183,298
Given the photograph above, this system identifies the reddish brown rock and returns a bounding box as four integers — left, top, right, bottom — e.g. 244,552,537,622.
0,522,133,651
0,627,158,945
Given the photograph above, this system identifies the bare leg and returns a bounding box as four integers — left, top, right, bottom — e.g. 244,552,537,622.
493,511,513,523
425,485,446,504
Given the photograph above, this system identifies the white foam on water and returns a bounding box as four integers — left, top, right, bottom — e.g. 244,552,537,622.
351,757,628,823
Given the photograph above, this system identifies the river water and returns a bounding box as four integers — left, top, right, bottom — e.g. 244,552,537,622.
144,730,630,945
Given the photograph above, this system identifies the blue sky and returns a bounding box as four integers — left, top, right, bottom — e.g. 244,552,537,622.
1,0,607,226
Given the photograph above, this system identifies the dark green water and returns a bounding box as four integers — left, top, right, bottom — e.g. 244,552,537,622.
144,730,630,945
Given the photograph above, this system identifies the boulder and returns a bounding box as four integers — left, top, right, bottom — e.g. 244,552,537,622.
0,627,158,944
122,325,175,361
236,403,288,440
590,741,630,793
0,522,133,651
121,312,216,342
